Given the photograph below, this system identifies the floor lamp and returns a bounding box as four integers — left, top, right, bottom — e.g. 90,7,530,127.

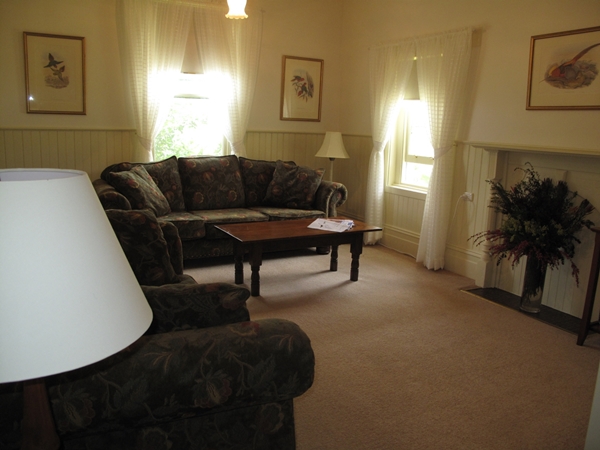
0,169,153,450
315,131,349,181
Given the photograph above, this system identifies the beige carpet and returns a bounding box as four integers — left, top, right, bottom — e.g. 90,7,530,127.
185,244,600,450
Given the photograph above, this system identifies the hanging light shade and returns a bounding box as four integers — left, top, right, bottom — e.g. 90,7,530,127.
226,0,248,19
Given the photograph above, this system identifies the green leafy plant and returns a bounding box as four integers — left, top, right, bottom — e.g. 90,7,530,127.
471,163,595,285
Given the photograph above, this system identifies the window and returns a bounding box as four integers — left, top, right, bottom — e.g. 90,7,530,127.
388,100,434,191
154,73,225,161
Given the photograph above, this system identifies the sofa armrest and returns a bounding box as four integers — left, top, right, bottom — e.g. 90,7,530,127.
141,282,251,333
47,319,314,437
314,180,348,217
158,221,184,275
92,179,131,211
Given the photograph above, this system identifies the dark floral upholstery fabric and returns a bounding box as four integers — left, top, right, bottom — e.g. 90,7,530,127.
142,282,250,334
93,156,348,262
314,180,349,217
159,211,206,240
0,319,314,450
158,220,184,275
250,206,325,221
107,165,171,216
49,318,313,429
239,157,277,207
92,179,132,210
191,208,268,239
264,161,325,210
178,155,245,211
102,156,186,212
239,157,294,207
106,209,178,286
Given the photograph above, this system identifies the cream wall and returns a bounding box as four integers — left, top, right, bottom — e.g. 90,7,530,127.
339,0,600,150
0,0,131,130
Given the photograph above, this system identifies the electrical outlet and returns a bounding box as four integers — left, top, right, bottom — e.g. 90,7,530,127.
461,192,474,202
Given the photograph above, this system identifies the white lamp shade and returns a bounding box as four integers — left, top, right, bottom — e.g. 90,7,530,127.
315,131,349,160
0,169,153,383
225,0,248,19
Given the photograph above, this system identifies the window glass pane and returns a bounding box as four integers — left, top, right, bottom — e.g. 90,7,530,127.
154,74,224,161
405,101,433,159
388,100,434,190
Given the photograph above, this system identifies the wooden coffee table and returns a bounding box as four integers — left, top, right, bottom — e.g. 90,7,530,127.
215,218,382,296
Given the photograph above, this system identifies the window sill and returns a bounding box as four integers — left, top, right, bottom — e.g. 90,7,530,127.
385,184,427,201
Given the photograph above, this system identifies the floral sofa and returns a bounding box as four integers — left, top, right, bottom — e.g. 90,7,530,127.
0,209,315,450
92,155,349,260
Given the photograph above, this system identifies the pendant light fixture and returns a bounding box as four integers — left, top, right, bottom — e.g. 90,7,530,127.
226,0,248,19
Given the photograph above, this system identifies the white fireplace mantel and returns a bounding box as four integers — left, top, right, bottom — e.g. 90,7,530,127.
463,141,600,158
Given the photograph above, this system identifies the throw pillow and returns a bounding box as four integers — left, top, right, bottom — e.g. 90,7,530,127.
264,160,325,209
178,155,245,210
105,209,178,286
239,157,284,207
108,165,171,216
101,156,186,212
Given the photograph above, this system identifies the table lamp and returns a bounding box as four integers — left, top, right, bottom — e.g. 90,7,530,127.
315,131,349,181
0,169,153,450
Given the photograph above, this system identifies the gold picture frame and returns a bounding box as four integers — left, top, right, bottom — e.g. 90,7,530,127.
280,55,323,121
526,26,600,110
24,32,86,115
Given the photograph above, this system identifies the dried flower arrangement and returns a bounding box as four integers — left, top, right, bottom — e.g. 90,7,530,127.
471,163,595,285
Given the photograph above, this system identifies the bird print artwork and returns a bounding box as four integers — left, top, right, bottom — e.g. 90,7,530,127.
291,71,314,101
43,53,63,68
43,52,69,89
544,42,600,89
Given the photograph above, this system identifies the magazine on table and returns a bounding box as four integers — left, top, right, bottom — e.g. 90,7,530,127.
307,218,354,232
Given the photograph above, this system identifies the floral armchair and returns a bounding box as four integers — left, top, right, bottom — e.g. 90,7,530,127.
0,209,315,450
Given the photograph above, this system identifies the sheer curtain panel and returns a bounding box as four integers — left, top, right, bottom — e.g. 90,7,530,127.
415,28,472,270
193,9,263,157
116,0,191,161
364,42,415,244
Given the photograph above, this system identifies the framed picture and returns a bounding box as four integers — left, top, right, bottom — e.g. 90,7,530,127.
24,32,86,114
526,26,600,110
280,55,323,121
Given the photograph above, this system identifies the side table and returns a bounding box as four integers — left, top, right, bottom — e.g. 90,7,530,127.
577,226,600,346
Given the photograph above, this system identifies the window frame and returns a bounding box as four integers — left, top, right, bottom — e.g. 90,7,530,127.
386,99,434,194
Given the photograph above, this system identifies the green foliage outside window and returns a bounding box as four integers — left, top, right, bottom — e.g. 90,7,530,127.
154,97,223,162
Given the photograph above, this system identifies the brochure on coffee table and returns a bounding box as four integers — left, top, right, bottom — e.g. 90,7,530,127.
308,219,354,232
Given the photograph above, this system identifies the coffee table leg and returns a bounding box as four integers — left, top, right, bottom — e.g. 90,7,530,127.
350,235,364,281
234,244,244,284
330,245,339,271
249,243,263,296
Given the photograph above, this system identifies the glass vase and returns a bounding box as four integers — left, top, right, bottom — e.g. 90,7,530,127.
520,254,547,313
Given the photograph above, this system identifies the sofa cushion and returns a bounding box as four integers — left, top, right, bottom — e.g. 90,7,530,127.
101,156,186,212
106,209,178,286
107,165,171,216
159,211,206,240
264,161,325,210
249,206,325,221
191,208,269,239
239,157,294,207
178,155,245,210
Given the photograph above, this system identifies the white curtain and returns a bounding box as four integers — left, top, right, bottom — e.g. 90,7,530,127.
116,0,191,161
415,28,472,270
193,9,263,157
364,42,415,244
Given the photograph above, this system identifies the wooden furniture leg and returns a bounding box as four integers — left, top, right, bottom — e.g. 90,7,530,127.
577,226,600,345
330,244,339,271
234,244,244,285
349,235,364,282
249,243,263,297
